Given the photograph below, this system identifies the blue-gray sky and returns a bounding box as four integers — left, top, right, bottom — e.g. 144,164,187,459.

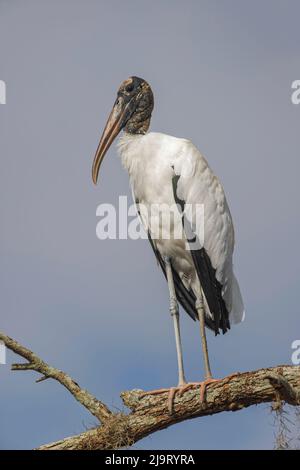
0,0,299,449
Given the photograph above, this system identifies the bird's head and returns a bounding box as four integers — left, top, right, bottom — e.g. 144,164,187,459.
92,76,154,184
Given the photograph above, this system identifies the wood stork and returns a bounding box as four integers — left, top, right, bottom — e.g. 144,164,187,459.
92,76,244,413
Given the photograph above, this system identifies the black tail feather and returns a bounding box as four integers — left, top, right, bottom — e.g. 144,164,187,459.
190,246,230,335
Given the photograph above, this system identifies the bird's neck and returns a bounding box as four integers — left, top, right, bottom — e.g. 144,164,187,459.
124,116,151,135
117,132,146,177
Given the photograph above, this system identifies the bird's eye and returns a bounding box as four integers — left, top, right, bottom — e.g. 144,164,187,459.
126,84,134,93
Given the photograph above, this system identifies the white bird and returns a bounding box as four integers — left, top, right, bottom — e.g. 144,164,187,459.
92,76,244,413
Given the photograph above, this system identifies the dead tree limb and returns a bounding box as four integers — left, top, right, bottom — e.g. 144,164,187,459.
0,332,111,423
1,331,299,450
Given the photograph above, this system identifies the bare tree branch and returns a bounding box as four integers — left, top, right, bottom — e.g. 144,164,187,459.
1,330,300,450
37,365,300,450
0,331,111,423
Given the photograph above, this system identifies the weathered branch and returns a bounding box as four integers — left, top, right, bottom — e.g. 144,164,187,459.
1,331,299,450
0,332,111,423
37,365,300,450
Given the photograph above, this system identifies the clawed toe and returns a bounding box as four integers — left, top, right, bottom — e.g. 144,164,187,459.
139,385,188,415
140,388,170,397
140,374,238,415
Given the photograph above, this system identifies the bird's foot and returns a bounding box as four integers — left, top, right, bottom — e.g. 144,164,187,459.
179,372,240,402
140,373,239,415
140,380,218,414
177,378,222,402
139,381,213,415
140,385,189,415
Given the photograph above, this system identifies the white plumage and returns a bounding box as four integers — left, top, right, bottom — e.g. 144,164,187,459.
118,131,244,326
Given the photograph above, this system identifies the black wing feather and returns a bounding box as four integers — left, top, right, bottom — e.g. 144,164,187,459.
135,194,223,333
172,174,230,335
147,232,217,331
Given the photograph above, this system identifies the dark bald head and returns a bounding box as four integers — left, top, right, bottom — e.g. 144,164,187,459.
92,77,154,184
117,76,154,134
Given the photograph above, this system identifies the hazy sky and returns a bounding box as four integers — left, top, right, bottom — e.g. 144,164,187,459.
0,0,300,449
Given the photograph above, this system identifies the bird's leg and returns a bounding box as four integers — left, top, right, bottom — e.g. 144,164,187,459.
178,295,240,401
196,294,212,379
140,256,187,413
165,256,186,386
178,294,223,400
140,268,236,413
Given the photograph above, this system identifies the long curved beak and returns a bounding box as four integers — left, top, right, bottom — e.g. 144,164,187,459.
92,96,132,184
